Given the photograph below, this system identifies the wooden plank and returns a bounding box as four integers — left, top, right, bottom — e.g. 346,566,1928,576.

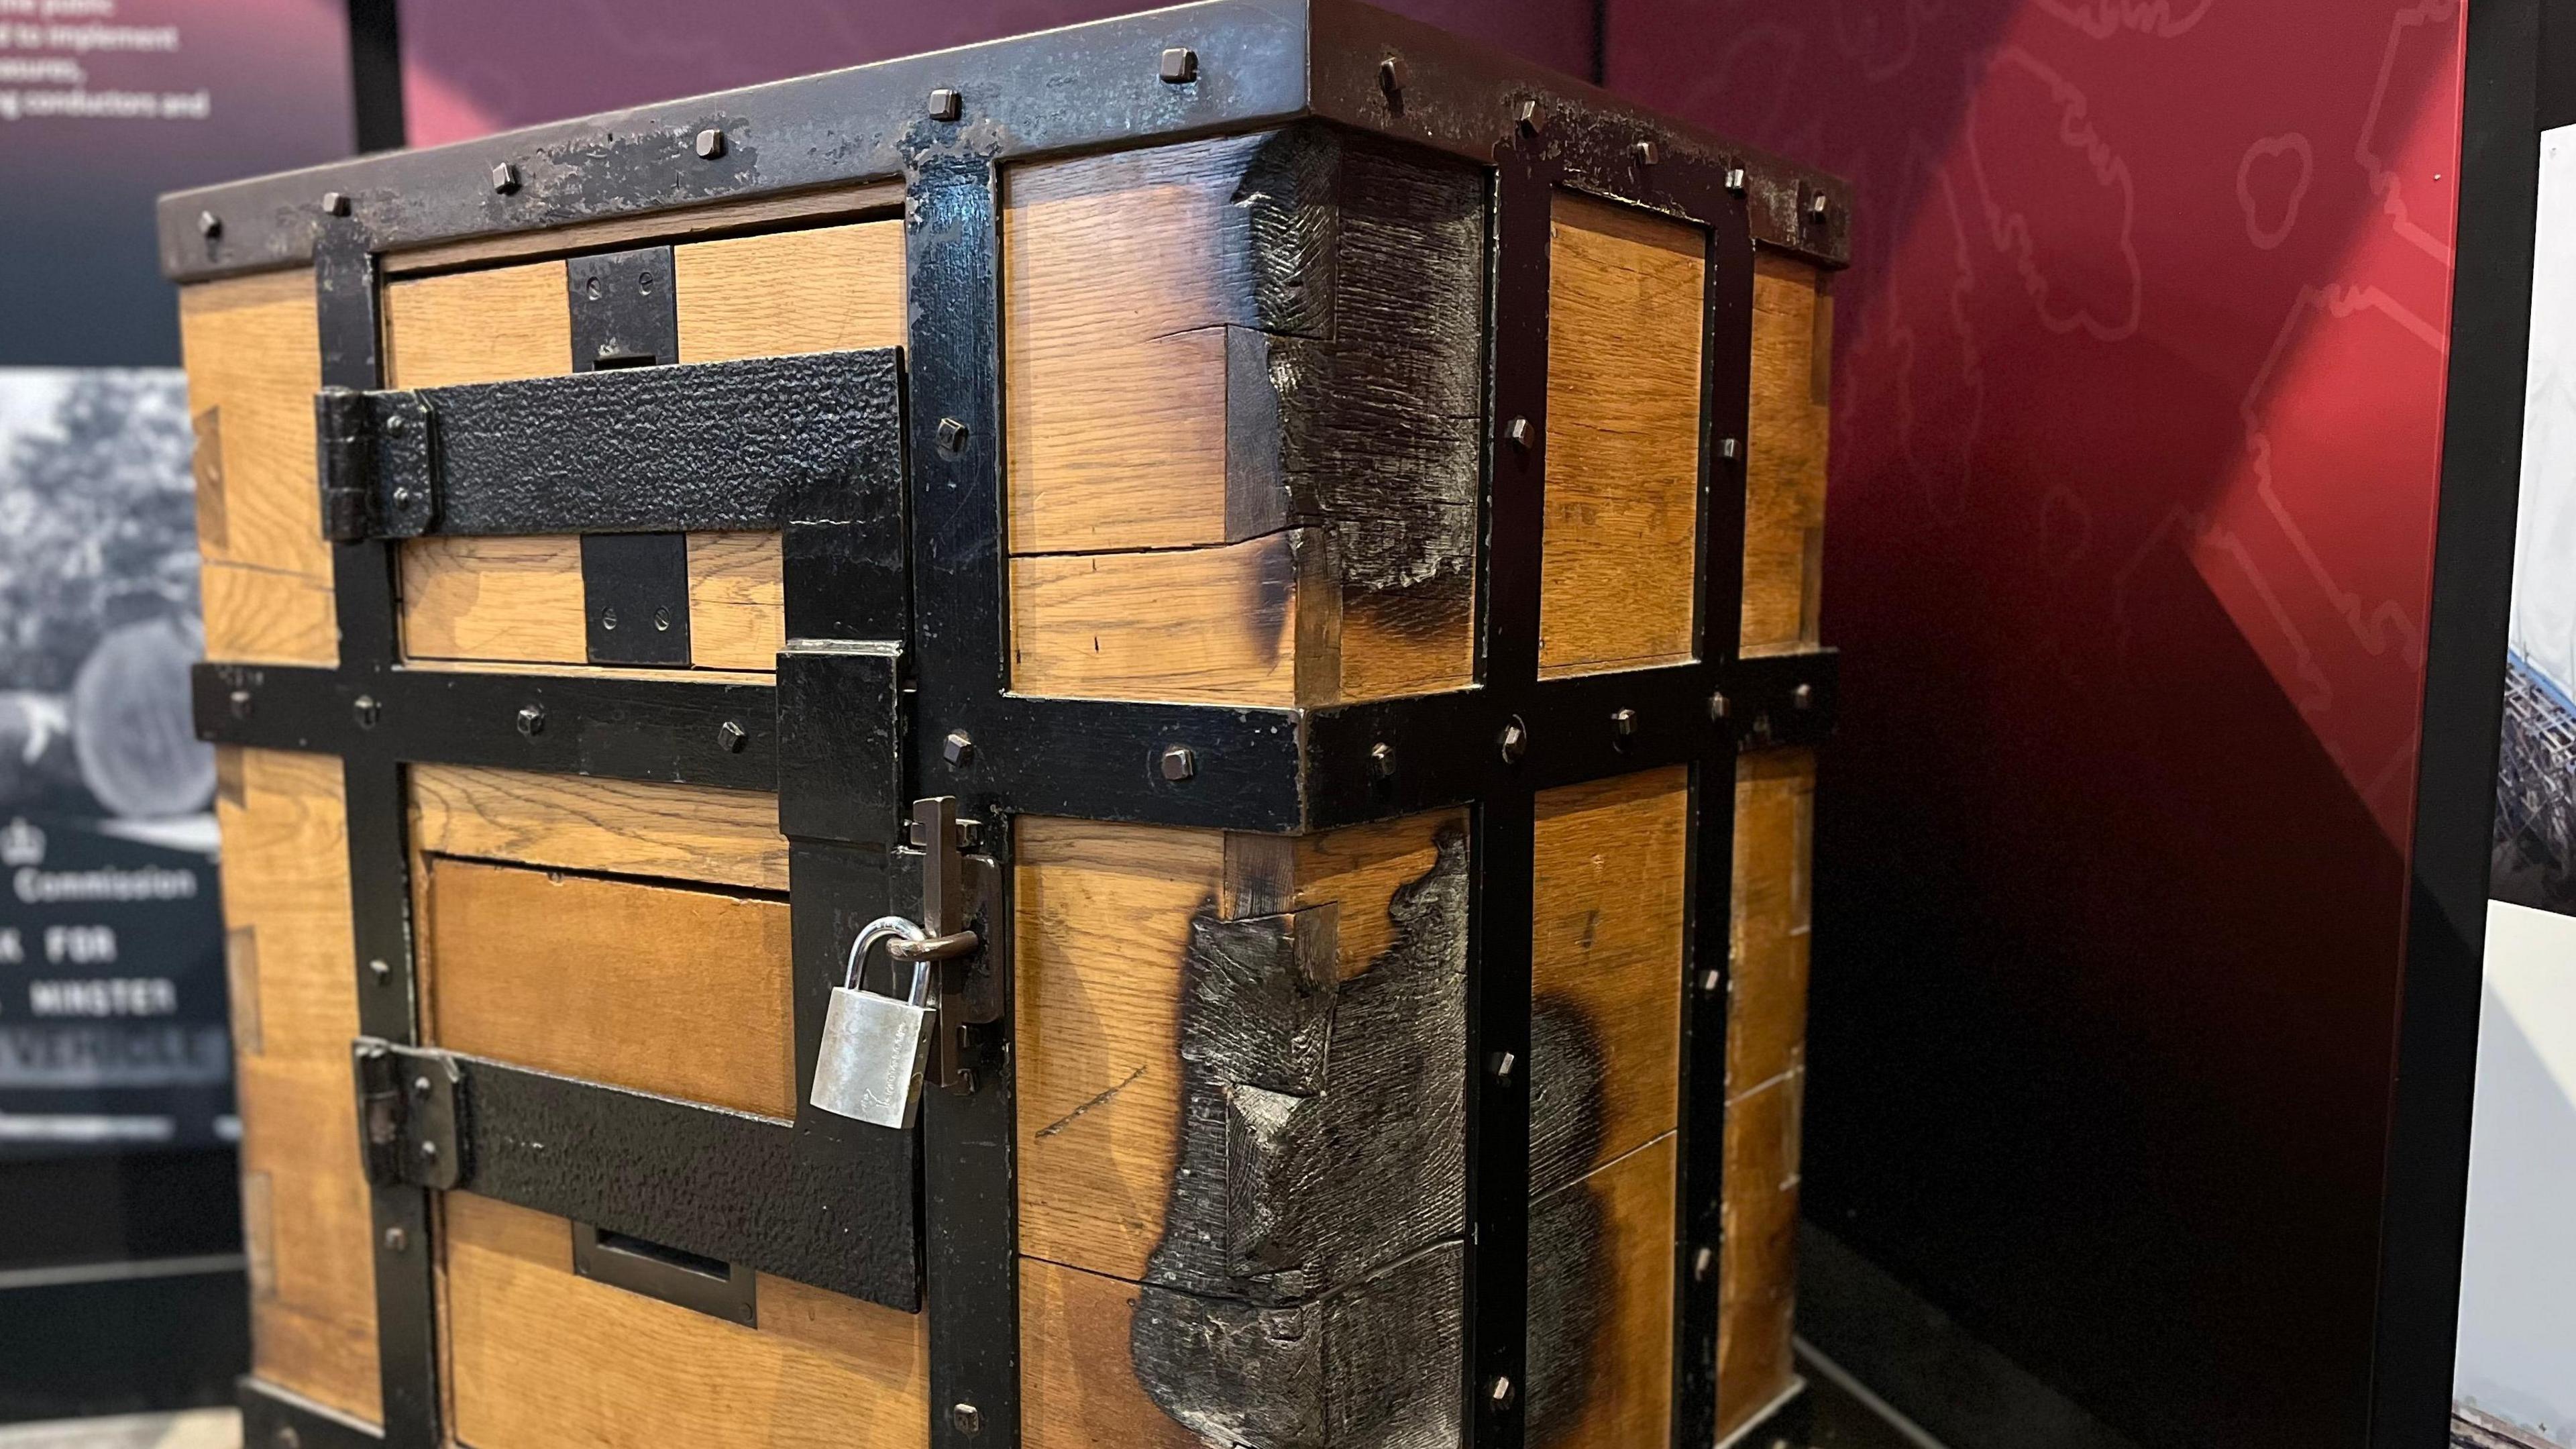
384,181,902,276
1531,1134,1676,1449
398,535,588,666
417,858,794,1118
409,765,786,892
1538,191,1705,679
1730,749,1814,1095
443,1192,927,1449
1532,766,1690,1190
1744,254,1832,656
674,219,905,363
178,270,337,666
1715,1071,1802,1439
213,747,378,1425
686,531,786,672
380,259,570,388
1009,533,1326,706
1021,1258,1205,1449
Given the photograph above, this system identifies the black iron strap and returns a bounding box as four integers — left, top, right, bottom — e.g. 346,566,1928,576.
316,347,904,542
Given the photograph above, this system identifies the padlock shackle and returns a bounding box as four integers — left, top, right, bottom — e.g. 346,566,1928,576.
845,914,932,992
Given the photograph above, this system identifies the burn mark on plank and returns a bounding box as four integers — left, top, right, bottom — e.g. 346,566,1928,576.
1132,825,1470,1445
1527,998,1613,1445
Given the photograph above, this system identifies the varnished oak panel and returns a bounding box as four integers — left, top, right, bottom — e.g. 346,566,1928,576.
1539,191,1705,678
1731,749,1815,1094
1715,1072,1802,1439
397,535,588,666
674,219,906,363
1010,533,1324,707
443,1193,927,1449
180,271,337,665
686,531,786,672
1534,1135,1677,1449
408,764,785,892
1021,1258,1205,1449
213,747,378,1424
1746,254,1832,655
1532,766,1690,1187
381,260,570,388
383,181,903,276
417,858,794,1118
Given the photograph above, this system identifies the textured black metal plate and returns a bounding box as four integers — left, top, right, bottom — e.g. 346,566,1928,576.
238,1377,384,1449
581,531,693,666
321,348,904,540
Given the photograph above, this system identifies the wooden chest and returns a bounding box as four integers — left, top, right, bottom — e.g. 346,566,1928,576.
165,4,1842,1446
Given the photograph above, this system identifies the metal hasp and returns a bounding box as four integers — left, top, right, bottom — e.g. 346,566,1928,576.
354,1039,464,1193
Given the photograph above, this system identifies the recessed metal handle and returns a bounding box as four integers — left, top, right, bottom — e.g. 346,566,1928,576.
572,1221,756,1326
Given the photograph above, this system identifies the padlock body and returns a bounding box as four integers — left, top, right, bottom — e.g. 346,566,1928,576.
810,983,932,1130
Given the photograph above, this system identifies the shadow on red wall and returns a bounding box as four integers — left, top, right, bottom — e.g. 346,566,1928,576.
1608,3,2461,1446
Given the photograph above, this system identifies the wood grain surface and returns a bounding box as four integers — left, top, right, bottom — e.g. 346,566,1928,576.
674,219,905,364
408,765,785,892
1745,254,1832,655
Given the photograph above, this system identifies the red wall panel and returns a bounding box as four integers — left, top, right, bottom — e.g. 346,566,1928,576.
1606,3,2463,1444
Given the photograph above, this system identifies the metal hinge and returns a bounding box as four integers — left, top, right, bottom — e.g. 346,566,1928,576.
317,386,437,542
354,1038,466,1190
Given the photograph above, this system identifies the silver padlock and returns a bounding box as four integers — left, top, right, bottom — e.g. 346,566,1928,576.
811,916,936,1129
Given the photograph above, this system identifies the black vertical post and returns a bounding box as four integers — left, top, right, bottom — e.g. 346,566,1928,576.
2373,0,2547,1442
344,0,406,154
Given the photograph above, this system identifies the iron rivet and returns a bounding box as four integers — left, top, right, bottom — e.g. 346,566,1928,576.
1700,968,1723,993
718,720,749,753
1793,683,1816,710
1504,416,1533,451
944,730,974,767
390,488,415,513
1159,46,1198,83
694,127,727,159
1634,139,1662,166
1368,741,1396,780
384,414,407,435
1497,716,1529,765
228,688,253,720
384,1226,408,1254
1708,691,1731,722
274,1426,300,1449
928,88,963,121
951,1403,984,1436
1489,1050,1517,1080
600,606,619,631
1489,1375,1517,1407
937,417,969,455
197,210,222,238
1693,1244,1715,1281
1159,744,1198,782
1611,707,1638,746
369,959,392,985
653,607,672,632
418,1140,438,1161
321,191,351,217
412,1075,431,1097
1379,55,1407,97
1719,437,1740,462
1811,191,1832,220
1514,98,1548,134
517,704,545,737
1725,166,1748,194
491,161,521,194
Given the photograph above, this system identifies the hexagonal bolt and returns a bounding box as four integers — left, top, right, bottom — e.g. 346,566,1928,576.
1633,139,1662,166
653,607,673,633
1699,967,1723,994
368,959,392,985
937,417,970,455
418,1139,439,1162
383,1226,409,1254
599,606,620,632
694,127,728,160
321,191,352,217
197,210,223,238
1368,741,1397,780
274,1426,301,1449
1497,716,1529,765
1378,55,1407,97
1503,416,1534,451
352,694,381,729
943,729,975,767
1158,744,1198,782
1611,707,1639,747
1809,191,1832,221
1159,46,1198,83
516,704,546,737
1792,682,1817,710
490,161,521,194
1693,1244,1715,1281
1719,437,1741,462
928,88,963,122
1707,691,1731,722
1489,1050,1517,1081
718,720,749,753
411,1074,432,1097
951,1403,984,1436
1724,166,1748,194
1514,98,1548,135
1487,1375,1517,1408
228,688,254,720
